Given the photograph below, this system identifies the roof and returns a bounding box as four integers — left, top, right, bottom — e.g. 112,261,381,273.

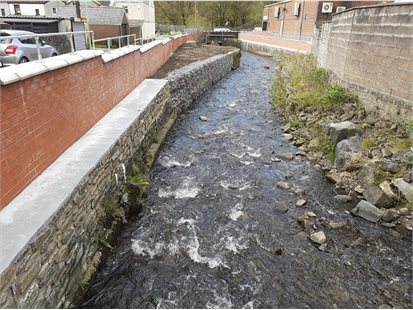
57,6,128,25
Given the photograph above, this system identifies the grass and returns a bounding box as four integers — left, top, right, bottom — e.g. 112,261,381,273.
396,138,412,150
372,166,395,185
103,197,125,221
271,53,358,114
289,119,301,129
128,163,149,192
360,138,376,151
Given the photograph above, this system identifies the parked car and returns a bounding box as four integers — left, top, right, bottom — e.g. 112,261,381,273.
0,30,58,66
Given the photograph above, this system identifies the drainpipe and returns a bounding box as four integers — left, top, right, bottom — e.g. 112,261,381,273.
280,3,286,37
299,0,305,41
75,1,81,18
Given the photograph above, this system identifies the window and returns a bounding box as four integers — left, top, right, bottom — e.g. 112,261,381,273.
52,7,57,15
35,9,40,16
1,8,5,16
20,37,36,44
14,4,21,15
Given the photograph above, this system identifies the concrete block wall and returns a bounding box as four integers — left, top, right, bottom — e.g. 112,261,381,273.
0,35,189,209
0,50,238,308
313,3,413,120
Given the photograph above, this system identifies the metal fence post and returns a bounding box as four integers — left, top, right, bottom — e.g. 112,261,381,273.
91,32,95,50
34,36,43,62
69,34,75,53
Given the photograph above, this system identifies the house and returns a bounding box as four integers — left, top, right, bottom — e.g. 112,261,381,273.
262,0,392,41
113,0,155,40
57,5,129,41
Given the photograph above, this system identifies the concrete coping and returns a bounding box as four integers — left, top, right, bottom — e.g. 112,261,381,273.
0,34,188,85
0,78,168,277
241,39,309,54
0,49,104,85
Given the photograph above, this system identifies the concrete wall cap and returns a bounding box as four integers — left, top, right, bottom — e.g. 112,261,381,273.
0,49,104,86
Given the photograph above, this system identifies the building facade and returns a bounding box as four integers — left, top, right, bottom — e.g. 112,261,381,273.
262,0,391,41
113,0,155,40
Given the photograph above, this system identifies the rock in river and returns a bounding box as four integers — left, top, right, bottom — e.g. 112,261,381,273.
296,199,307,207
351,200,384,223
334,195,353,203
309,231,327,244
279,152,294,160
276,181,291,189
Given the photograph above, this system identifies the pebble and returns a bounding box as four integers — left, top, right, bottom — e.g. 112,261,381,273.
382,148,392,157
279,152,294,160
354,185,365,194
398,207,410,216
329,221,346,229
295,150,307,156
282,134,293,141
276,181,291,189
344,260,352,266
378,304,392,309
294,188,305,196
296,199,307,207
307,211,317,217
271,157,281,162
199,115,208,121
381,209,397,222
309,231,326,244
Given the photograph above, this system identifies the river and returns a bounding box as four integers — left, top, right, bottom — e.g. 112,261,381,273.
81,52,412,309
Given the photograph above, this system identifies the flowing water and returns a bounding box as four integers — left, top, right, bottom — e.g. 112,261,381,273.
81,52,412,309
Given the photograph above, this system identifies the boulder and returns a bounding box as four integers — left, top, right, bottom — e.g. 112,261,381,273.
357,163,375,187
327,121,362,144
351,200,384,222
377,160,399,174
392,178,413,203
334,136,362,169
363,185,394,208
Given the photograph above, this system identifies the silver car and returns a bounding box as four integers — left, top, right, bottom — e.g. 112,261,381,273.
0,30,58,66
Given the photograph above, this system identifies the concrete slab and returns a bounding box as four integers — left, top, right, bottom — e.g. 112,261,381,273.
0,78,168,276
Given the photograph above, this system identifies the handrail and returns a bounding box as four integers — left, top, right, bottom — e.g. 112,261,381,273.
0,30,95,62
93,34,136,51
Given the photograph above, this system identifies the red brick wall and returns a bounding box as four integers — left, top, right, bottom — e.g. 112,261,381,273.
0,35,189,208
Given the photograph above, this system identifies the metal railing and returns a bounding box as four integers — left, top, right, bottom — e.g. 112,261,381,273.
0,30,95,62
0,30,162,64
93,34,137,51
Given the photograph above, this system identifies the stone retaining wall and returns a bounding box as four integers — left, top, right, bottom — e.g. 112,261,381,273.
312,3,413,121
0,49,239,308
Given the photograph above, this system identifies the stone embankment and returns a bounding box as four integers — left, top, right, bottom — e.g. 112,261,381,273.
0,48,240,308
